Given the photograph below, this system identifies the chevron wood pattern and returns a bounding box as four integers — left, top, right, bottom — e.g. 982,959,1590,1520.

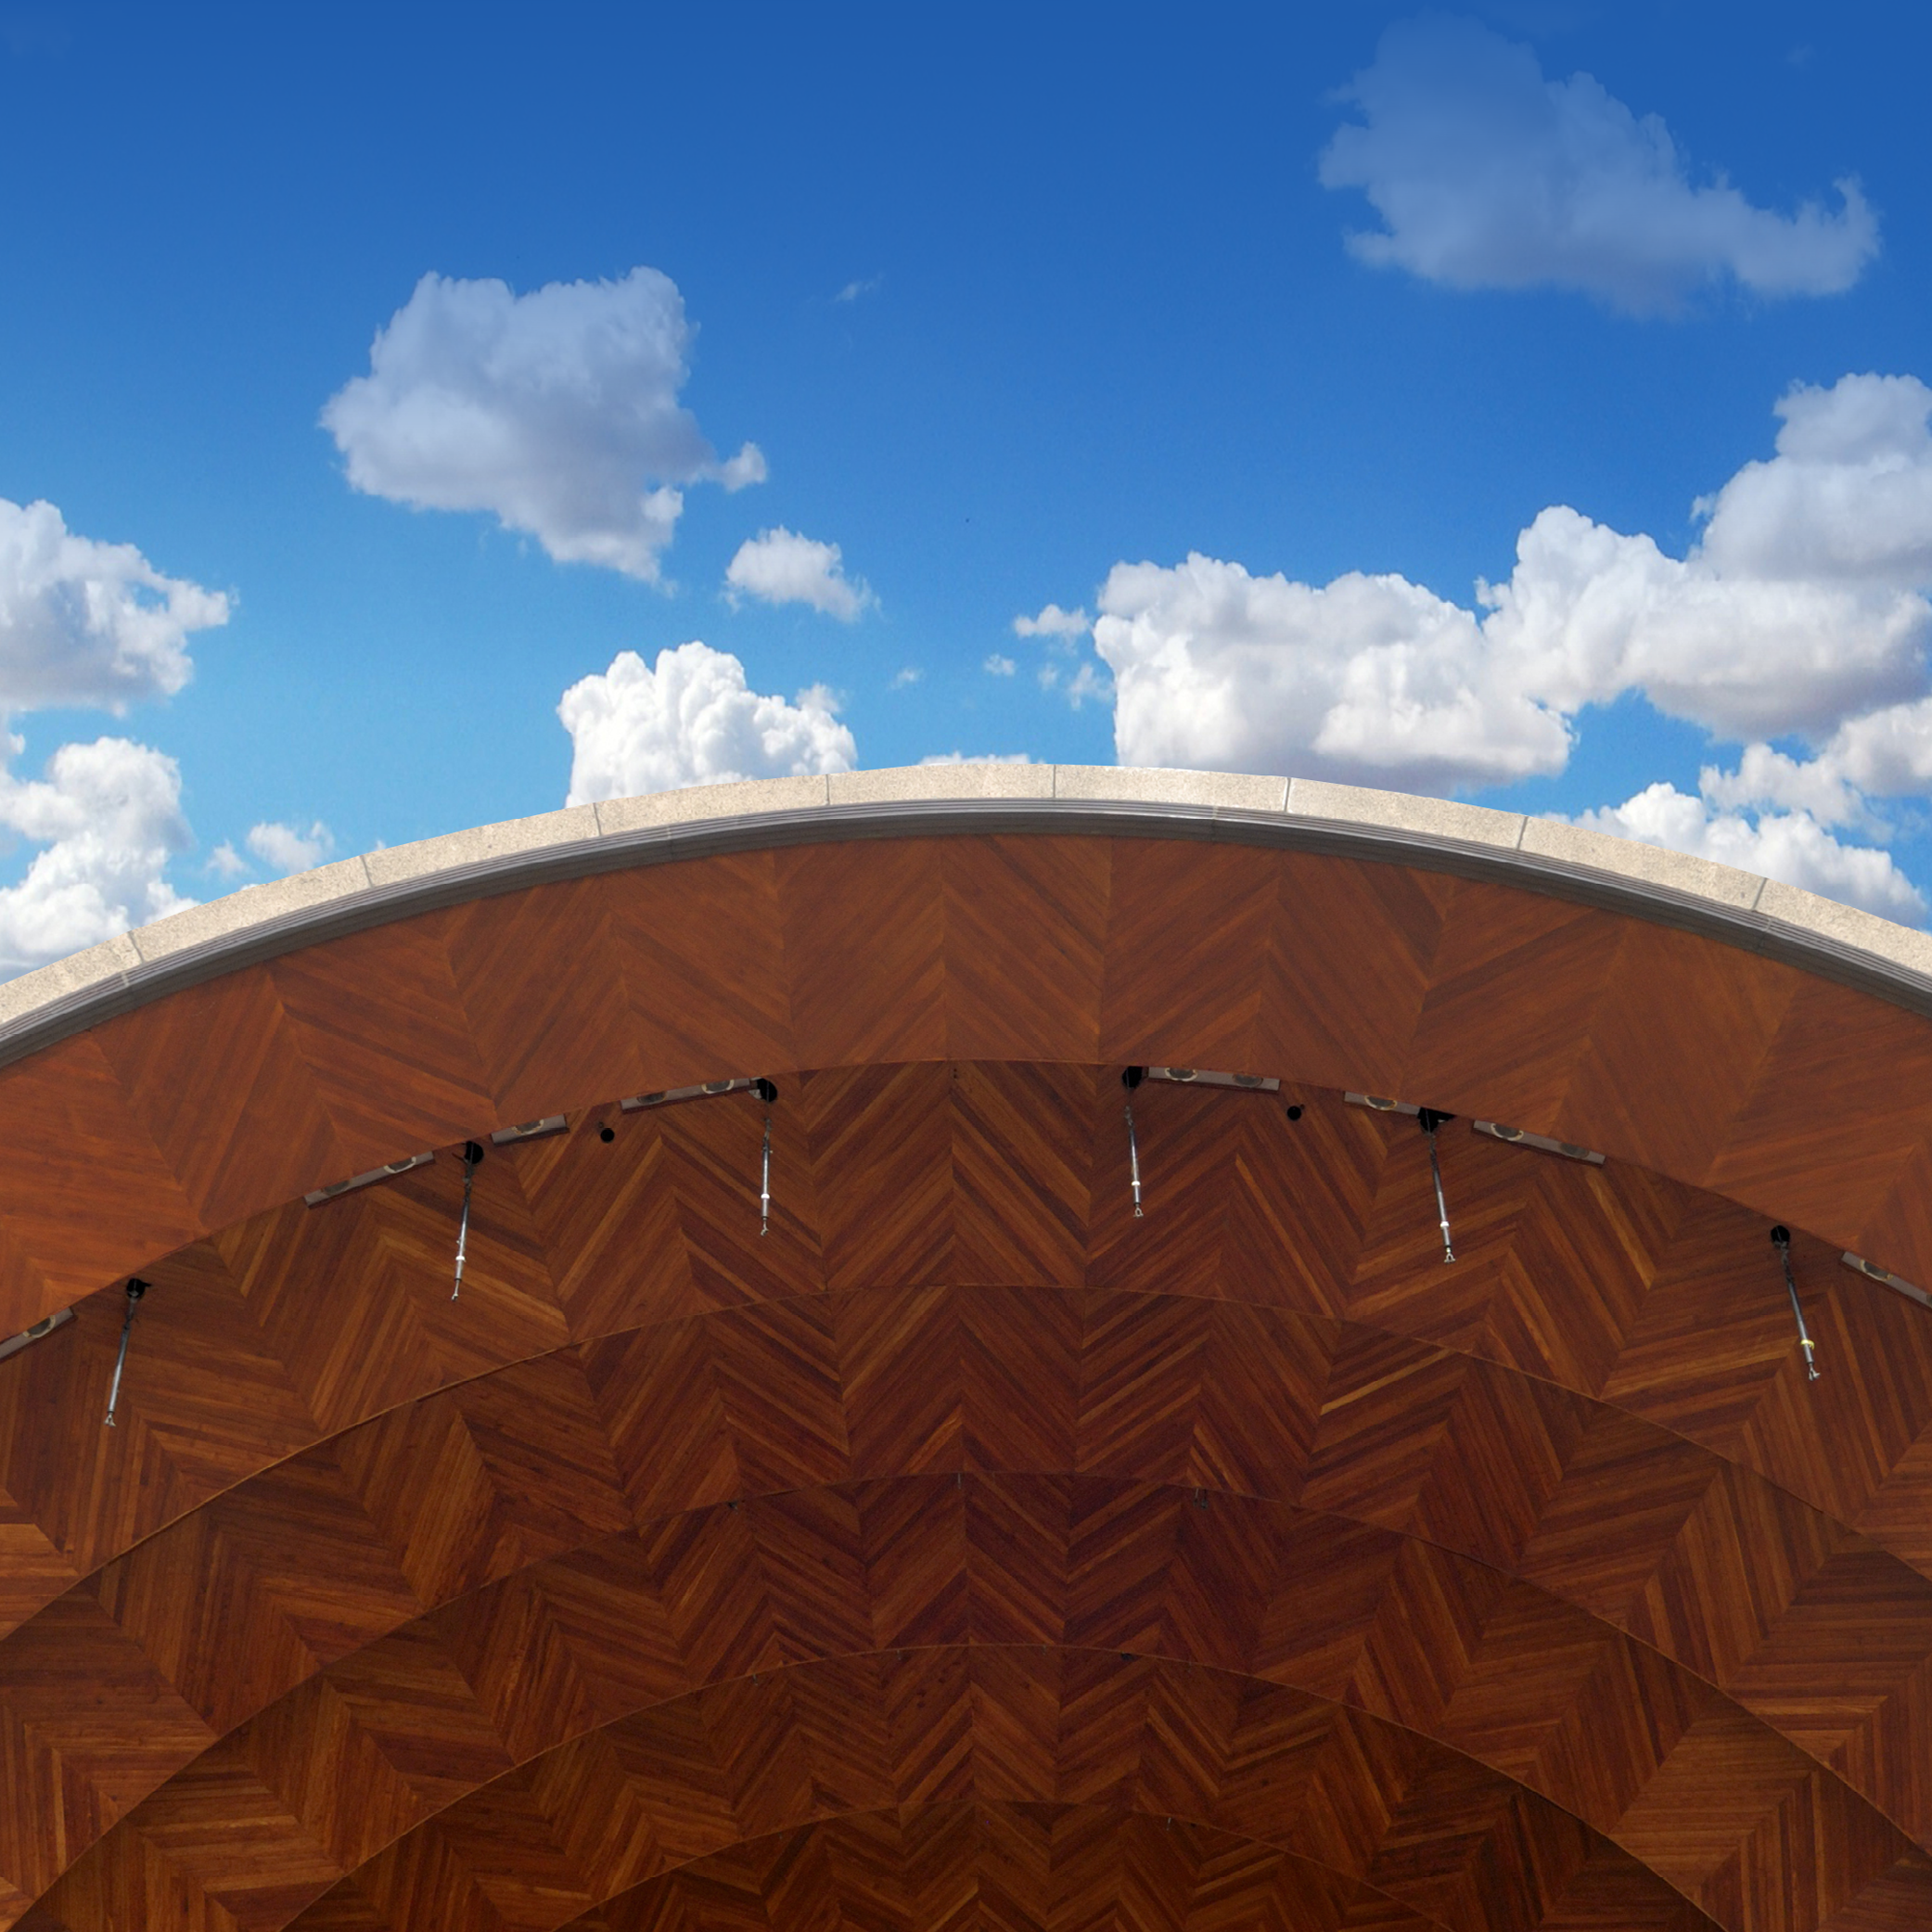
4,831,1932,1932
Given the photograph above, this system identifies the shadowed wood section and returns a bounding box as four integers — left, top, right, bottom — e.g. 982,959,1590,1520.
7,828,1932,1932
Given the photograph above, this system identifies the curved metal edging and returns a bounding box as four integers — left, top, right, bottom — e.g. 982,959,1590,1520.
3,794,1930,1075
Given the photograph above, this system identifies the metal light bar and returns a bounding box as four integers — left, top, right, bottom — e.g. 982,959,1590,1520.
103,1279,147,1428
491,1116,567,1146
1771,1225,1820,1381
305,1150,434,1208
0,1305,71,1367
1346,1093,1420,1116
1148,1068,1281,1092
1418,1109,1455,1264
1842,1251,1932,1309
452,1142,484,1299
1474,1120,1606,1165
621,1078,763,1112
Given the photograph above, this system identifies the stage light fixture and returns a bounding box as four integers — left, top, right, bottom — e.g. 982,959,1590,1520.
491,1116,567,1145
622,1077,766,1111
451,1141,485,1299
0,1305,71,1366
1473,1120,1606,1165
1771,1226,1820,1381
1841,1251,1932,1308
1346,1093,1419,1116
1147,1067,1280,1091
103,1278,147,1428
304,1150,434,1207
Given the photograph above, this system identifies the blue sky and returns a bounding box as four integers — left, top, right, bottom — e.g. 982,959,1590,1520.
2,1,1931,969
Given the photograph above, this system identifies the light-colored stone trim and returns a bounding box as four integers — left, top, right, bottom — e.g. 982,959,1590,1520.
4,766,1929,1051
1285,778,1524,851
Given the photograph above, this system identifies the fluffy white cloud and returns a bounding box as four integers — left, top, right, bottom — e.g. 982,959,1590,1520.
724,528,874,620
0,498,229,711
0,736,195,972
1320,16,1877,313
246,819,335,874
1014,603,1090,641
1078,373,1932,793
919,751,1034,766
983,654,1017,677
1572,779,1924,923
558,642,856,805
322,267,763,582
1094,553,1567,788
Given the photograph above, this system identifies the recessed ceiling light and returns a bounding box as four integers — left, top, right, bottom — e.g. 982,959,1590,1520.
622,1077,763,1111
1346,1092,1419,1116
491,1116,567,1145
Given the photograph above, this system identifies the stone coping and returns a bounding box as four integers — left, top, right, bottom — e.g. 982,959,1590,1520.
3,765,1928,1063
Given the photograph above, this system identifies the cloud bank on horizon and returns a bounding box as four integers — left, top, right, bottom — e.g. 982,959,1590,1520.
1017,373,1932,921
1320,16,1879,313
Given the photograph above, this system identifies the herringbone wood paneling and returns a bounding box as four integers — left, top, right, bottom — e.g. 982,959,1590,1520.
9,829,1932,1932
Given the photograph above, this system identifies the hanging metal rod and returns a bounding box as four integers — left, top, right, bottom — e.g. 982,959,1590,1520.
103,1279,148,1428
1417,1109,1455,1264
452,1141,484,1299
1772,1225,1820,1380
1122,1067,1145,1218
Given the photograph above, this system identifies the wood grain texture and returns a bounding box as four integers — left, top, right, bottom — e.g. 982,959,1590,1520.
6,828,1932,1932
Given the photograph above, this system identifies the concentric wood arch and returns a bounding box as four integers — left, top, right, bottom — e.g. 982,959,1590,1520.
6,825,1932,1932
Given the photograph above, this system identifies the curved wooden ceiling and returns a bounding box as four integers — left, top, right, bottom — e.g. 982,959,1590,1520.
6,825,1932,1932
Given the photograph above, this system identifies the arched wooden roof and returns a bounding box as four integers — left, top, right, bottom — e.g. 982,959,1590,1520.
6,766,1932,1932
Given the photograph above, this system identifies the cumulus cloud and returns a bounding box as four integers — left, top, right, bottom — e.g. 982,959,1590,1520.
724,527,874,620
0,736,195,972
984,654,1017,676
558,642,856,805
1572,778,1924,922
0,497,228,711
246,819,335,874
1073,373,1932,795
1320,15,1878,313
1014,603,1090,641
322,267,764,582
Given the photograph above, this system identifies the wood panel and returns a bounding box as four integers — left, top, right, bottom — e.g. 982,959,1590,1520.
7,825,1932,1932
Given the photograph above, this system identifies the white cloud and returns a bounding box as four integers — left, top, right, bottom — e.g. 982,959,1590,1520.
891,667,921,688
835,275,884,304
321,267,763,582
1014,603,1090,642
1571,778,1924,923
246,819,335,875
1068,373,1932,793
984,654,1017,676
0,498,229,712
558,642,856,805
919,751,1034,766
1320,16,1878,313
0,736,195,972
724,527,874,620
206,840,249,881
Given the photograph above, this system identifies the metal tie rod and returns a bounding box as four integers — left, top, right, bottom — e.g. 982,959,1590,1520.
1771,1225,1820,1380
104,1278,148,1428
1417,1109,1455,1264
1122,1067,1145,1218
452,1141,485,1299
